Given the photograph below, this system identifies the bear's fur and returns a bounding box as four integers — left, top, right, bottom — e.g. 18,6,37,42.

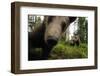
28,16,76,60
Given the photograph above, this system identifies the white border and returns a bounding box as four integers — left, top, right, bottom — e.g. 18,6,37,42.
20,6,95,70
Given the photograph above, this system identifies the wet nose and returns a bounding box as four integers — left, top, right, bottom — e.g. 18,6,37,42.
47,36,58,46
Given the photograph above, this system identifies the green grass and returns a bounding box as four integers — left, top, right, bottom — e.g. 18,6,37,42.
49,41,88,59
29,41,88,60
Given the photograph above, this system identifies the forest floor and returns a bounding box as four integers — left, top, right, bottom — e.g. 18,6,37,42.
29,41,88,60
49,41,88,59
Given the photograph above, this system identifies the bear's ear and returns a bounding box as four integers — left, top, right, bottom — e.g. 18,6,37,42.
69,17,77,23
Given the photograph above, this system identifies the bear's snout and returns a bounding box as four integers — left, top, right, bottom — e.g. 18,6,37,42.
46,36,58,46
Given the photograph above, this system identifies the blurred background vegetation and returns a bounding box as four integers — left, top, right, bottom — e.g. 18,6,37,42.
28,15,88,60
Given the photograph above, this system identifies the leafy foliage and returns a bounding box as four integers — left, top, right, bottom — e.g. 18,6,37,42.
77,17,88,43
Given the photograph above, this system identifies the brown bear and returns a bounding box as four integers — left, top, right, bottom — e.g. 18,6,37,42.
70,35,80,46
28,16,76,60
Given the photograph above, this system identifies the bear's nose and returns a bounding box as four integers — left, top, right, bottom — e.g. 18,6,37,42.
47,36,58,46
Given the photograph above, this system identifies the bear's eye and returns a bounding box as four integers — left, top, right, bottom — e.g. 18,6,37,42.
61,22,66,31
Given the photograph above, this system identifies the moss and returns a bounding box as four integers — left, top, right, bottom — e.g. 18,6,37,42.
50,41,88,59
29,40,88,60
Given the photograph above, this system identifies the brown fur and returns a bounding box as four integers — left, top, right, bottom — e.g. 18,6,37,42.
28,16,76,60
70,35,80,46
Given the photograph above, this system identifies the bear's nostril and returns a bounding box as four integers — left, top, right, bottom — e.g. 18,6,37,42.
47,39,57,46
47,37,58,46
